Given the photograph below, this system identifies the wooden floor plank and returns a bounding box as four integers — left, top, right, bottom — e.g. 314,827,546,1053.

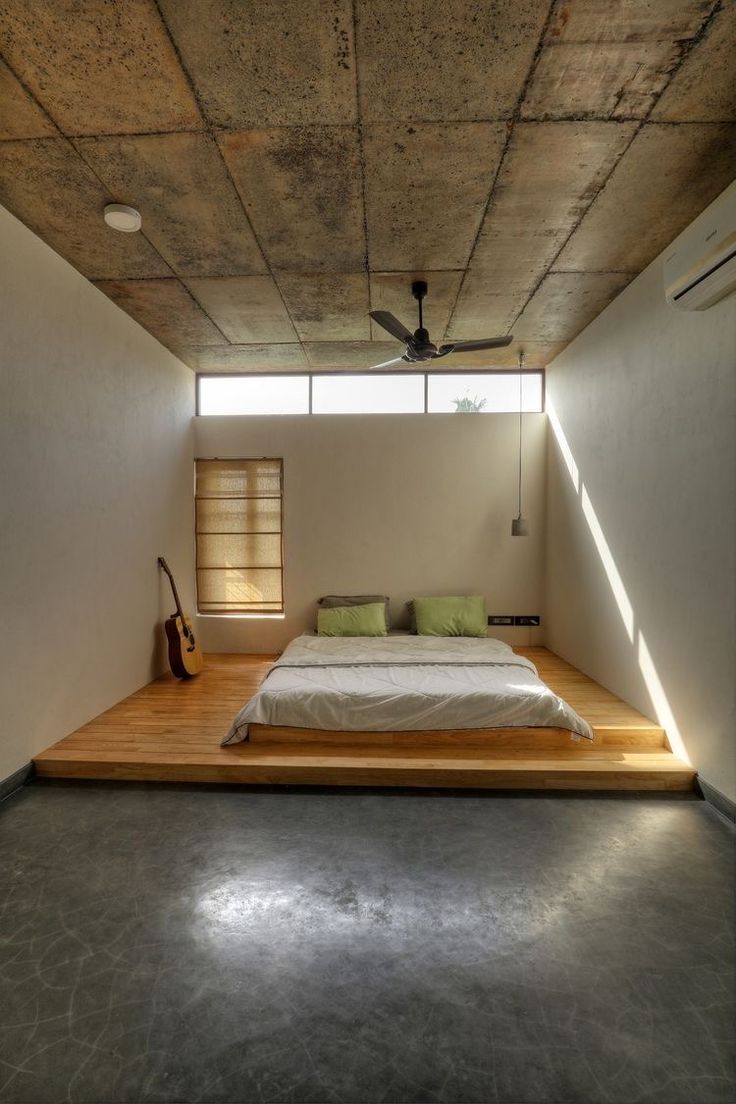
33,649,694,791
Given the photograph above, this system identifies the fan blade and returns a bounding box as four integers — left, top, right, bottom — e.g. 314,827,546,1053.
366,356,409,370
369,310,415,344
438,336,513,354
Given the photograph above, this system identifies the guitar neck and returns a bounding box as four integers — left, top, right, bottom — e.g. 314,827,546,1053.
158,557,186,623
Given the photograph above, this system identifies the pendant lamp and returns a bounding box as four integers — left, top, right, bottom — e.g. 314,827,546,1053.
511,352,529,536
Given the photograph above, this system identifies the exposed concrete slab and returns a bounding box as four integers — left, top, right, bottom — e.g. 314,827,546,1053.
369,272,463,343
158,0,356,127
469,122,635,286
444,276,524,341
521,42,680,120
363,123,506,271
95,280,223,349
355,0,548,122
75,133,266,278
651,5,736,122
184,277,296,344
0,139,170,280
218,128,365,273
557,123,736,273
435,340,565,368
276,274,370,342
490,340,566,368
0,60,56,139
544,0,716,44
304,342,404,369
514,271,633,341
0,0,202,135
182,345,309,373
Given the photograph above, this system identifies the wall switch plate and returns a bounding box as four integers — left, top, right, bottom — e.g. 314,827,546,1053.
514,615,541,626
488,615,514,625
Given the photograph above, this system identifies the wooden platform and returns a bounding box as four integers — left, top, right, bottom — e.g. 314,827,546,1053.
33,648,695,791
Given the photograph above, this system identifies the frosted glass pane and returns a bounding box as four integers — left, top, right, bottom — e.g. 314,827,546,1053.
199,375,309,415
197,568,283,612
312,374,424,414
197,497,281,533
196,459,282,498
196,533,282,569
427,373,543,413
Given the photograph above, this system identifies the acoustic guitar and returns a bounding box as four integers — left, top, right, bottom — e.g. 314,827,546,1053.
158,557,203,679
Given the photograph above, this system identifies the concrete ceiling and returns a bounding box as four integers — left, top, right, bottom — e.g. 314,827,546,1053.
0,0,734,373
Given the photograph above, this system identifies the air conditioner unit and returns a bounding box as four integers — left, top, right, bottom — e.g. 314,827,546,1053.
664,180,736,311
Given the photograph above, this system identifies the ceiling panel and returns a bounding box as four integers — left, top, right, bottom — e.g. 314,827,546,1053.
184,344,309,373
521,42,680,120
445,278,525,341
651,5,736,122
369,272,463,343
218,127,365,273
95,279,223,349
0,0,201,135
0,139,170,280
276,274,370,342
556,123,736,273
484,341,566,369
304,342,403,369
158,0,357,128
363,123,506,271
543,0,717,44
75,133,266,278
0,0,732,373
0,60,56,139
514,272,634,342
185,277,296,344
355,0,548,122
468,122,635,289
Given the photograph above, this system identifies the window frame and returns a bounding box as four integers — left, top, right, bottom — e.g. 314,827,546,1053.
194,457,285,616
196,369,545,415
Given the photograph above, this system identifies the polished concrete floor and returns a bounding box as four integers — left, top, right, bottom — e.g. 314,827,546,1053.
0,783,734,1104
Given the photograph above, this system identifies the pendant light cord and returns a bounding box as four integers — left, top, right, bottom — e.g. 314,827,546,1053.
517,353,524,517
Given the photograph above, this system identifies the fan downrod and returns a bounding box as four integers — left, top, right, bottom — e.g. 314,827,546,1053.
410,280,430,346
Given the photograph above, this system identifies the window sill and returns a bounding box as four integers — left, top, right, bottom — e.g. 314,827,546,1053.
197,613,286,620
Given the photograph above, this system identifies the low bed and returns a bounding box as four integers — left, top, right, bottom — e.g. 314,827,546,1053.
223,633,592,746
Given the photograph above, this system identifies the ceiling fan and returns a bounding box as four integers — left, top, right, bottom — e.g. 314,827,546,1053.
368,280,513,368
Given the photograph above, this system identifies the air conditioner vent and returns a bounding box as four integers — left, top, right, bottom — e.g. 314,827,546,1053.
664,182,736,312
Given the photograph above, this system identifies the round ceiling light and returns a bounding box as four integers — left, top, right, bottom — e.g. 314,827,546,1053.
103,203,142,232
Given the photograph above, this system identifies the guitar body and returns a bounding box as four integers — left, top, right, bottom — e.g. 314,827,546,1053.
164,614,204,679
158,557,203,680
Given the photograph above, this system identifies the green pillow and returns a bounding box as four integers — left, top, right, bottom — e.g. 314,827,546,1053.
317,602,388,637
413,596,487,638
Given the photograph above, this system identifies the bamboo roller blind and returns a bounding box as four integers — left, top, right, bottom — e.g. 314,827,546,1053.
195,458,284,613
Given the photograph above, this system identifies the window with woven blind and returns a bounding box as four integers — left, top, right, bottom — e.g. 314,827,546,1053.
195,458,284,614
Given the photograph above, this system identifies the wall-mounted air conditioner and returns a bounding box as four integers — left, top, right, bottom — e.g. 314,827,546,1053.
664,179,736,311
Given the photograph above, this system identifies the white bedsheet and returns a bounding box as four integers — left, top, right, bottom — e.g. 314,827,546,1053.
223,634,593,745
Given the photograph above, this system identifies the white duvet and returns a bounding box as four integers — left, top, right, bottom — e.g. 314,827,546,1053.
223,634,593,745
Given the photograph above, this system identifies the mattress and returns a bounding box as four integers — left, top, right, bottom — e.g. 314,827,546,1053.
223,634,593,745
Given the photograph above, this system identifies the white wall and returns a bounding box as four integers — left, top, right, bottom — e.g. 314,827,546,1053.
545,197,736,801
194,413,546,653
0,206,195,783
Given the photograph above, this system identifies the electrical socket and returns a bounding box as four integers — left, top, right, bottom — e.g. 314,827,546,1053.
488,615,541,626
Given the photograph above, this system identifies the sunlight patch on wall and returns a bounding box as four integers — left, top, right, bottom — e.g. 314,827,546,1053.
546,397,579,492
547,396,691,764
637,632,690,764
580,486,635,642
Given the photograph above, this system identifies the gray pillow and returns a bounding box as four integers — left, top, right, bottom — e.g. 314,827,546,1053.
318,594,390,631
